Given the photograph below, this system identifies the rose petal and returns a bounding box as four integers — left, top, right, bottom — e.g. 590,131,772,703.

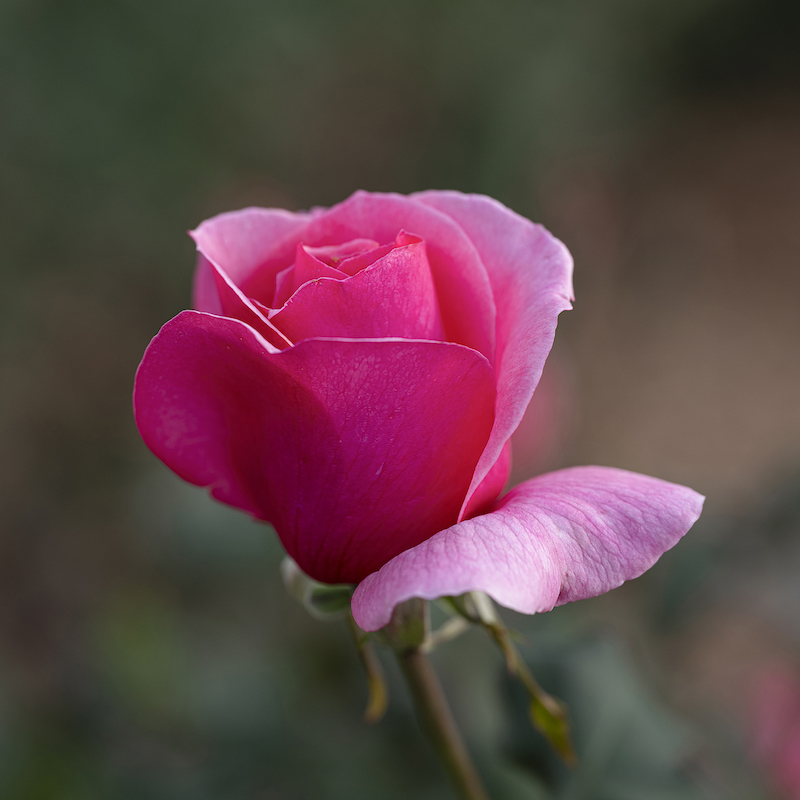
270,238,445,342
191,207,311,311
299,191,496,360
413,192,574,518
208,260,292,348
134,311,496,585
464,440,511,517
351,466,704,631
332,232,416,276
272,245,348,308
294,243,351,285
306,238,382,271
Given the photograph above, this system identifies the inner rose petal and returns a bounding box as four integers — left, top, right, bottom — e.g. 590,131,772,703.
271,235,413,308
273,246,348,308
332,240,396,276
305,238,380,267
269,234,446,342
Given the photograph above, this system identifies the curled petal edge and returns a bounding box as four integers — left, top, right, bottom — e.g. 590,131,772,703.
351,466,704,631
412,192,574,519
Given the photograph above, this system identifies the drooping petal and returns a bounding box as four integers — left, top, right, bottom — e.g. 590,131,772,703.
299,191,496,360
413,192,574,518
351,466,704,631
270,237,445,342
191,207,311,311
134,311,496,585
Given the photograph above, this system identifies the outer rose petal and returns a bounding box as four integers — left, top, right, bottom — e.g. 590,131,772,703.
191,207,311,312
133,311,496,585
351,466,704,631
413,192,574,519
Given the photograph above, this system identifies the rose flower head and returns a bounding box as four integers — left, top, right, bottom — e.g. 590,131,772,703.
134,190,703,631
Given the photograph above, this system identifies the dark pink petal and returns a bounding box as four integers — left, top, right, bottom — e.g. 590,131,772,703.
351,466,704,631
413,192,574,518
271,265,295,309
273,235,416,308
270,238,446,342
299,192,496,359
191,207,311,311
272,245,348,307
294,244,350,285
334,243,394,276
332,232,417,276
306,238,381,270
134,311,496,585
209,260,292,349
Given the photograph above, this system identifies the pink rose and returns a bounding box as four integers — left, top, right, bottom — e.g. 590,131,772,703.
133,190,703,631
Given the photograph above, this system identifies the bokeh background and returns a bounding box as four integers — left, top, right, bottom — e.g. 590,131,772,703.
2,1,800,797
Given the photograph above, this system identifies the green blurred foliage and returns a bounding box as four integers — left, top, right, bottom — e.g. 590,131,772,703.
505,635,701,799
2,0,800,797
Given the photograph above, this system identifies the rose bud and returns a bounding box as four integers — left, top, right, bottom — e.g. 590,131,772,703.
133,190,703,631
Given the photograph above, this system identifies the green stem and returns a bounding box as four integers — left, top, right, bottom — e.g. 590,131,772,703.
397,646,491,800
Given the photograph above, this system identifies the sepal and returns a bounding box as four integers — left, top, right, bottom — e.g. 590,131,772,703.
382,597,430,652
347,616,389,724
280,556,354,620
450,591,577,766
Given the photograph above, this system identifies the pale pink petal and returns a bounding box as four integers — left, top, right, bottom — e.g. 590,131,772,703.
190,207,311,310
193,254,226,315
413,192,574,519
351,466,704,631
134,311,496,585
270,238,445,342
299,191,496,360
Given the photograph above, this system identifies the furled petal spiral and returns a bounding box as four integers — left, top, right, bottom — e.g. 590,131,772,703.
270,235,445,342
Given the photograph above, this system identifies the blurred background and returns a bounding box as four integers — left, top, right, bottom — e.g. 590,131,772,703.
2,0,800,797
